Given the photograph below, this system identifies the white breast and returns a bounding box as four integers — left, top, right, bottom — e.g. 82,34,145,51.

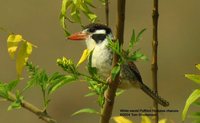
92,40,112,78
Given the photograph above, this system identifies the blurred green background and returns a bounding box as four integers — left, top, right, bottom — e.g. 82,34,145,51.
0,0,200,123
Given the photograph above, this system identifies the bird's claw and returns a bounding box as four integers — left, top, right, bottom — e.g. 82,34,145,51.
106,76,112,84
104,90,111,102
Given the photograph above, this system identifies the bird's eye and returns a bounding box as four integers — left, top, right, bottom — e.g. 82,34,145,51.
88,28,95,33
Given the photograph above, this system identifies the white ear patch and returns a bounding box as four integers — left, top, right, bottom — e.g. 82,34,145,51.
94,30,106,34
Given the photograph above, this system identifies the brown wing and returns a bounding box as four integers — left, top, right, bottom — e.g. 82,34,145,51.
127,62,143,83
127,62,169,107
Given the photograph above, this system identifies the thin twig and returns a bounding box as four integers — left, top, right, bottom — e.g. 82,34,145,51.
100,0,126,123
79,73,108,85
8,92,57,123
152,0,159,122
105,0,109,26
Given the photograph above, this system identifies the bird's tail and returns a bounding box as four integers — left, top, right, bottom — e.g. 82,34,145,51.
139,83,169,107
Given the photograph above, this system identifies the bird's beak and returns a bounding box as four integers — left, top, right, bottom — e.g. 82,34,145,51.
67,32,88,41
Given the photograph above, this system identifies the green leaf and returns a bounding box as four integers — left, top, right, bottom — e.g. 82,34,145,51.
70,6,81,23
136,28,146,42
84,92,96,97
60,0,72,36
192,101,200,106
8,91,23,111
48,75,77,94
61,0,72,15
72,108,99,116
80,3,90,13
111,65,121,81
80,3,97,23
16,41,33,77
60,15,71,36
59,0,99,33
49,72,64,82
87,13,97,22
129,29,136,50
98,94,105,107
7,100,21,111
185,74,200,84
182,89,200,121
128,28,146,52
23,62,40,90
72,0,78,4
190,112,200,118
85,0,93,4
196,64,200,70
0,81,19,99
116,89,125,96
85,0,96,8
7,80,19,91
0,83,8,98
107,38,121,56
129,50,148,61
39,70,48,89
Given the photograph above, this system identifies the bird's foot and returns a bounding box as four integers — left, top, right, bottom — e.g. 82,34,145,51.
106,76,112,84
104,90,111,102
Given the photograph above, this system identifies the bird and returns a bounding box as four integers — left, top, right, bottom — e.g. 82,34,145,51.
67,23,169,107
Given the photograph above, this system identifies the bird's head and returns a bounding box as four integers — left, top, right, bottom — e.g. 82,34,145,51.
67,23,113,51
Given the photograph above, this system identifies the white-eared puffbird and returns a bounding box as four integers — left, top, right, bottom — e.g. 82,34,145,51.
67,23,169,107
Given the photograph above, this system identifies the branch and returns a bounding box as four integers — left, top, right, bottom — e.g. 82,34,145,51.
105,0,109,26
152,0,159,122
7,92,57,123
100,0,126,123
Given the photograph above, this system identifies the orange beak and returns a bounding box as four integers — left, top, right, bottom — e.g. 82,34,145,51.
67,32,88,41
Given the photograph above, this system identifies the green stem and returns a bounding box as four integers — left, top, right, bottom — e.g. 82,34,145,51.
42,87,48,111
78,73,107,85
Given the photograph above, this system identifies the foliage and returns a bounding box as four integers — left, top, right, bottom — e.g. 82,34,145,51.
2,33,81,111
0,60,78,111
0,80,23,110
0,80,19,99
7,91,23,111
60,0,105,36
57,56,107,107
0,34,36,110
72,108,100,116
107,29,147,66
25,62,78,109
7,34,36,77
182,64,200,122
